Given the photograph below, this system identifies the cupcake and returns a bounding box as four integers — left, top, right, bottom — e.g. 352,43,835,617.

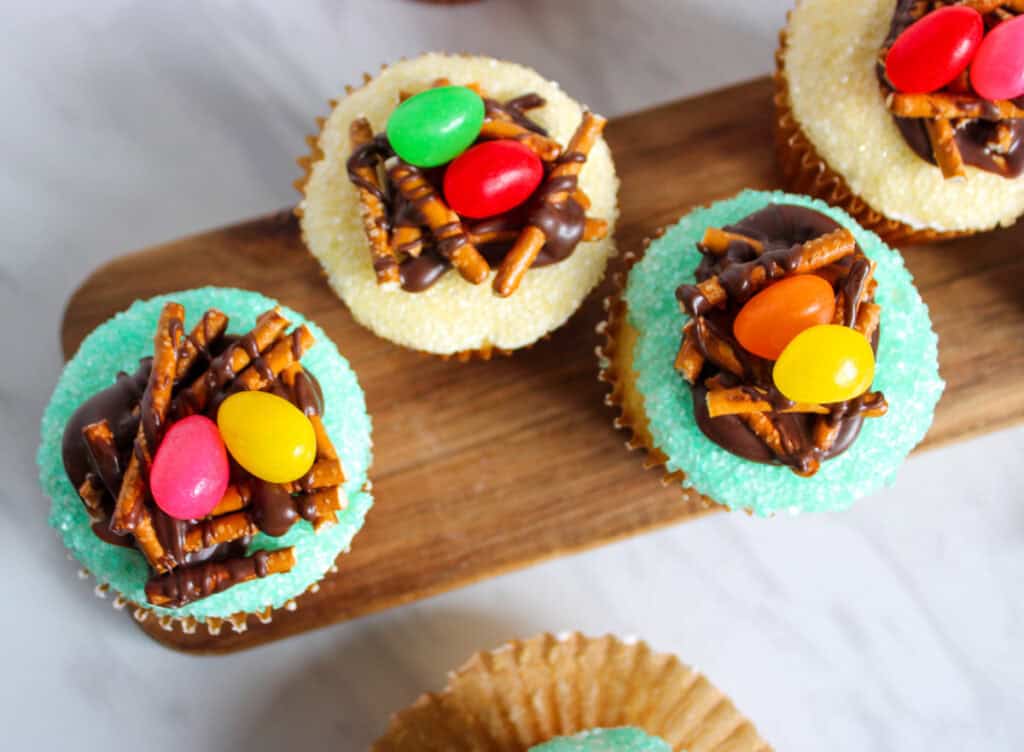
599,190,943,515
372,632,771,751
298,52,619,358
775,0,1024,243
38,288,373,634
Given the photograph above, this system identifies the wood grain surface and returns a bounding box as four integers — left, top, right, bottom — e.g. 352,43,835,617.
60,77,1024,653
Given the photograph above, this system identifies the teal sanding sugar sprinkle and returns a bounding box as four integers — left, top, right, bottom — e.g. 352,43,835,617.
529,727,672,752
37,287,373,621
624,190,943,515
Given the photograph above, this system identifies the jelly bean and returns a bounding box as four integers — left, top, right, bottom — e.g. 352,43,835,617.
217,391,316,484
150,415,229,520
443,140,544,218
773,325,875,404
733,275,836,360
386,86,485,168
971,16,1024,101
885,6,983,93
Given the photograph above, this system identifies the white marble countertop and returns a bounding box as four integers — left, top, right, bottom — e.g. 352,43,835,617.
2,1,1021,749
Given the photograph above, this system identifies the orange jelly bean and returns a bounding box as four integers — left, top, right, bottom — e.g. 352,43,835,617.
733,275,836,360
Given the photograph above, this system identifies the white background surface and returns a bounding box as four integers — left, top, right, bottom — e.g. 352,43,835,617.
2,1,1021,749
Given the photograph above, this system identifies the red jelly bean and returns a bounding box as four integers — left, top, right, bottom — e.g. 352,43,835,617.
885,6,983,93
150,415,230,521
971,15,1024,101
443,140,543,219
733,275,836,361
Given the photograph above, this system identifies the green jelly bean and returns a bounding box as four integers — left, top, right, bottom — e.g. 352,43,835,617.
386,85,485,167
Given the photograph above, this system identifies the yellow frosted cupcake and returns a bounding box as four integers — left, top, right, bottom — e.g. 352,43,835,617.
776,0,1024,242
298,53,619,358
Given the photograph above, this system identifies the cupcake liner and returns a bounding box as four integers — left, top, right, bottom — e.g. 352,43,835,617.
295,54,619,358
596,238,708,498
773,24,971,246
372,632,772,752
40,288,375,629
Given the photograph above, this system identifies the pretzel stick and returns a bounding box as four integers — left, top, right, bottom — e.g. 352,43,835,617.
583,218,609,241
297,487,344,532
183,511,259,554
145,548,296,607
812,393,889,455
925,118,966,179
175,308,290,416
393,224,425,258
888,92,1024,120
388,162,489,284
693,317,745,377
350,118,400,288
700,228,765,255
77,476,107,522
674,322,705,384
493,111,607,297
468,227,520,246
234,326,315,391
110,303,183,574
81,419,120,499
478,119,562,161
681,228,856,311
706,387,829,418
832,257,876,327
854,303,882,341
175,309,229,381
572,189,591,210
211,485,250,516
961,0,1024,12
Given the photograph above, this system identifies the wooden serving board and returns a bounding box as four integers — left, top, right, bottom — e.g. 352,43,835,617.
61,77,1024,653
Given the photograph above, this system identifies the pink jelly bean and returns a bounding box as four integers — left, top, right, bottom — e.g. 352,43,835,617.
971,15,1024,101
150,415,229,521
885,6,983,93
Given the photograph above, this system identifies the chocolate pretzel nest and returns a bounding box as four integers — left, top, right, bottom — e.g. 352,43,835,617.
345,78,609,297
674,205,888,477
879,0,1024,180
62,303,345,608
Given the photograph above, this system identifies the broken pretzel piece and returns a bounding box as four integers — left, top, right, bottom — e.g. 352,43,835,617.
145,547,296,608
700,228,765,256
705,387,829,418
350,117,401,288
493,111,607,297
389,161,490,285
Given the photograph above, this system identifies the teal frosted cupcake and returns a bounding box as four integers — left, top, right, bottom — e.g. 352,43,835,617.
599,190,943,515
372,632,770,751
38,287,373,634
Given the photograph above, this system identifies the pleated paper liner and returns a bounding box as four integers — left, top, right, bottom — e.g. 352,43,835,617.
372,632,772,752
596,238,720,508
69,543,344,637
293,59,602,363
773,24,970,246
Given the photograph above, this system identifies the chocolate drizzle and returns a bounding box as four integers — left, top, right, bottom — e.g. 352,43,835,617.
677,205,882,473
880,0,1024,178
344,91,592,292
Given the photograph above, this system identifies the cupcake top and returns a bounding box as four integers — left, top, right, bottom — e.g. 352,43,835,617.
529,728,672,752
783,0,1024,232
623,191,943,514
300,53,619,354
878,1,1024,181
39,288,373,622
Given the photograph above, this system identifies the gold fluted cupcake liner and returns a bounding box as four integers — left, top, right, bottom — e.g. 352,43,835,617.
372,632,772,752
596,239,718,512
773,24,971,246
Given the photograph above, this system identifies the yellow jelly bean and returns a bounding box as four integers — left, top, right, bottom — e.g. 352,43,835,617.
772,324,875,404
217,391,316,483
